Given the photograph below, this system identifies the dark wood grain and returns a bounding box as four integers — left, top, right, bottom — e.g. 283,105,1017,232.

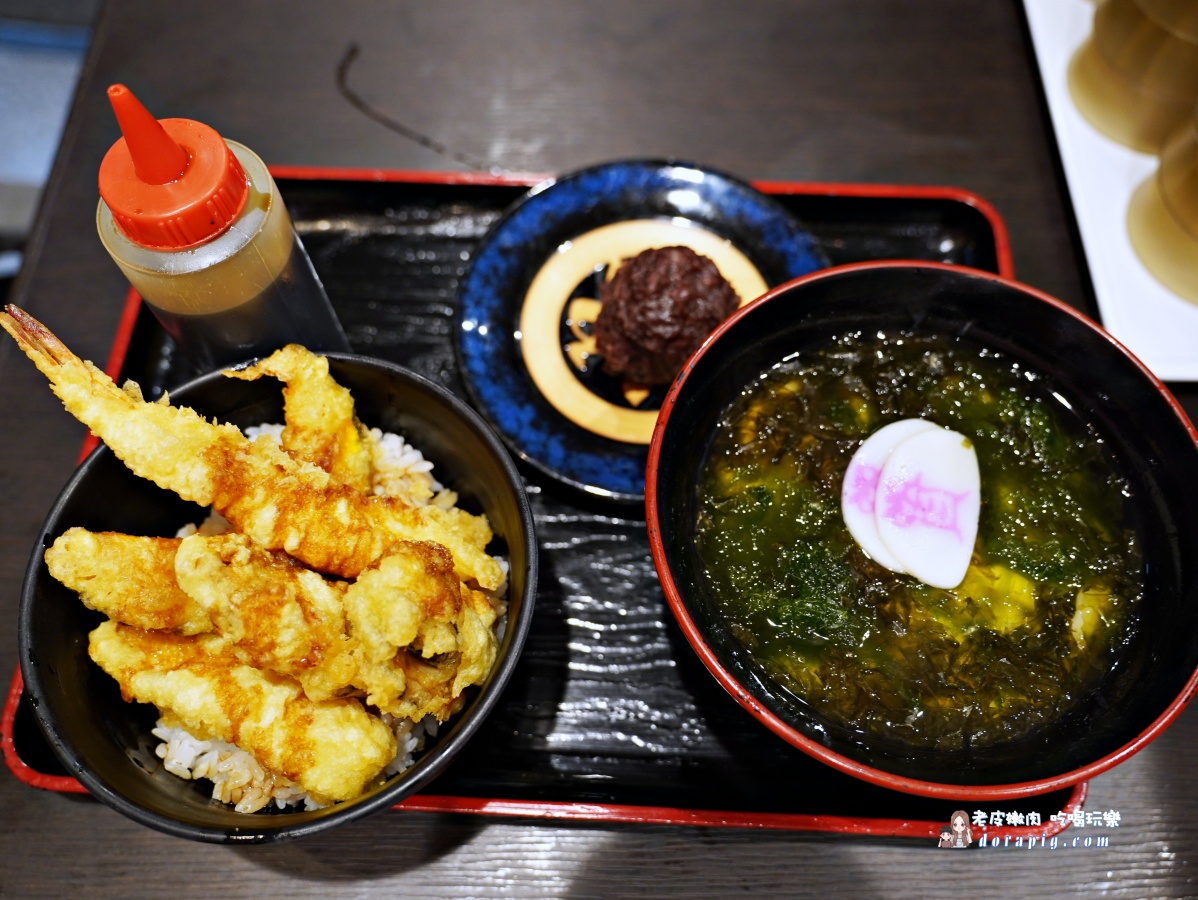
3,0,1195,896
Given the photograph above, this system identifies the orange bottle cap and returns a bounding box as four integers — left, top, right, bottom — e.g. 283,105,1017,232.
98,84,249,250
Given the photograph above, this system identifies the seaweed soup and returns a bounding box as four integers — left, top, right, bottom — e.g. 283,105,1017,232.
695,330,1143,753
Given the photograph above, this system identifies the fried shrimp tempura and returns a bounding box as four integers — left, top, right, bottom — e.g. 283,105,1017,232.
0,305,502,592
88,621,395,804
224,345,374,493
174,533,357,702
44,528,211,634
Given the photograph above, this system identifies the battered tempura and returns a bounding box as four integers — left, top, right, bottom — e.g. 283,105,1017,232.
346,541,499,719
224,345,374,493
173,532,357,703
89,621,396,804
48,526,500,720
4,305,510,810
0,306,502,592
45,529,210,634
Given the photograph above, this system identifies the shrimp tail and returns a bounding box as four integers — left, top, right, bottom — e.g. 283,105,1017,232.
0,304,237,503
2,304,68,367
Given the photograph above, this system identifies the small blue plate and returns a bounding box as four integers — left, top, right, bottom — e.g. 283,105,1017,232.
455,159,828,505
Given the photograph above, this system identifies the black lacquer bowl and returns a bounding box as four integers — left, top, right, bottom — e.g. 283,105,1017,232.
647,261,1198,800
18,354,537,842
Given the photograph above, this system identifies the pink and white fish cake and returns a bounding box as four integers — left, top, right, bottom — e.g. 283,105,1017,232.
840,419,938,573
841,419,980,589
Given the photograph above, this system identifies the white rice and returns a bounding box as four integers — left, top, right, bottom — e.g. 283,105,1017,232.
153,719,318,813
157,423,506,811
152,714,433,813
242,422,285,443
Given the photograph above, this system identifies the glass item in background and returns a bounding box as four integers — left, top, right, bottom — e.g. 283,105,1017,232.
1128,104,1198,303
1067,0,1198,153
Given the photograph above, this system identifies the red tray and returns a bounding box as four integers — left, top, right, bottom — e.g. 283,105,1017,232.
3,168,1088,843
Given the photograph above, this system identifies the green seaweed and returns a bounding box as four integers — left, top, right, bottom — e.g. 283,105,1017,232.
695,332,1141,750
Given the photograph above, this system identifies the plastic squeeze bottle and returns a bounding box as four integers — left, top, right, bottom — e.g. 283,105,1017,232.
96,84,350,372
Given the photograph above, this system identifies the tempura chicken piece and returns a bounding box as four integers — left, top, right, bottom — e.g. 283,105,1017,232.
89,620,396,804
44,528,210,634
224,345,374,493
346,541,499,721
174,533,357,702
0,305,503,592
346,540,462,663
389,652,463,722
451,586,502,696
381,590,499,721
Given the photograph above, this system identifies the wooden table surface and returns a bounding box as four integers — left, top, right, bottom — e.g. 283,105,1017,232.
3,1,1197,896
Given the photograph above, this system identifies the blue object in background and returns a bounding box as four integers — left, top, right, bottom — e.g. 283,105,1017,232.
456,159,828,505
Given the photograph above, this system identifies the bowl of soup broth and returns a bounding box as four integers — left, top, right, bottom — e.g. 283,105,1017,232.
646,261,1198,799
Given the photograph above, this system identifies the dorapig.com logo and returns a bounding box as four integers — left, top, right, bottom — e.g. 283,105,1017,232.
937,809,1121,849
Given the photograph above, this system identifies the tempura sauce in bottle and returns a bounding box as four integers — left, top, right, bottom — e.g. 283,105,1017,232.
96,84,350,372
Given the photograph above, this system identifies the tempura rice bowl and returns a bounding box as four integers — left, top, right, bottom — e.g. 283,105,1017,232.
19,353,537,842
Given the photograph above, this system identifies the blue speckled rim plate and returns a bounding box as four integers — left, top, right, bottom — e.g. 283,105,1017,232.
455,159,828,504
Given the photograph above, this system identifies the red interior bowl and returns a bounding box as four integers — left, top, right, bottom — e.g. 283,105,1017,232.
646,261,1198,800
